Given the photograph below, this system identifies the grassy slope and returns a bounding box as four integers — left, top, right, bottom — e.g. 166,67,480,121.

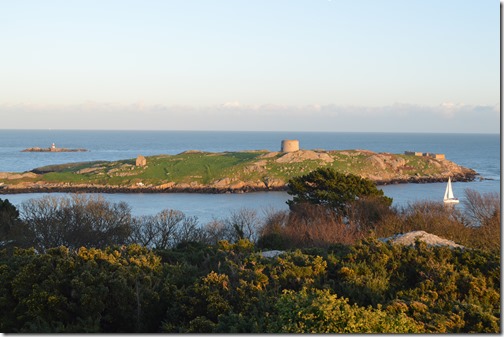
0,150,453,189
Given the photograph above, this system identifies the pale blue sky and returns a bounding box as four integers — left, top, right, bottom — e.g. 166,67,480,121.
0,0,499,132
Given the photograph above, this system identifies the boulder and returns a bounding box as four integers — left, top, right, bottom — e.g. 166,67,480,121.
380,230,464,248
212,178,232,188
154,182,175,189
260,250,285,258
366,155,387,170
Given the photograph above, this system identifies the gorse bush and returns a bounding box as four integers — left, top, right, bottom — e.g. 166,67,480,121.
0,245,164,332
0,240,499,333
326,238,500,333
271,287,422,333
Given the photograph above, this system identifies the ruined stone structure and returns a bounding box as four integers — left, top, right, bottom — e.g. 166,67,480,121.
136,155,147,167
404,151,445,160
404,151,423,156
281,139,299,153
425,153,445,160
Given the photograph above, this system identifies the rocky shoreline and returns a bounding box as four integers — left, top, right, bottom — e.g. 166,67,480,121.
22,147,88,152
0,172,477,195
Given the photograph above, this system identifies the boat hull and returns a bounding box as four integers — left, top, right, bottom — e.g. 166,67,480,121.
443,198,459,204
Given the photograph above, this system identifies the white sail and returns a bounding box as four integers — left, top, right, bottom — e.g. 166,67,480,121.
443,177,459,203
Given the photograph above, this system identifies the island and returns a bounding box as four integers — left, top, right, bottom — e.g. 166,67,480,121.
0,141,477,194
21,143,87,152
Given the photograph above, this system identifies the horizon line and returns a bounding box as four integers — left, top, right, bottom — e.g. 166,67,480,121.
0,128,499,135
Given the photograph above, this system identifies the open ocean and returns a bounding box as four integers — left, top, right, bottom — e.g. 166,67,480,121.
0,130,500,224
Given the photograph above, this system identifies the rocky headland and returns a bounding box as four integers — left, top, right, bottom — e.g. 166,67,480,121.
0,149,477,194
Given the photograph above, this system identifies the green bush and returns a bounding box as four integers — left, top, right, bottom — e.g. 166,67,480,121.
0,235,499,333
270,287,422,333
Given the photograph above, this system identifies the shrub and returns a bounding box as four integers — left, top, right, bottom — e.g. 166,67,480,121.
20,195,132,252
129,209,202,249
270,287,422,333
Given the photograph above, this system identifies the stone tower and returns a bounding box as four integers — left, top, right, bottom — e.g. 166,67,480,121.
136,155,147,167
281,139,299,152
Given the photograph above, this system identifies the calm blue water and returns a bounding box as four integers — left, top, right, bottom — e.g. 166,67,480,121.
0,130,500,224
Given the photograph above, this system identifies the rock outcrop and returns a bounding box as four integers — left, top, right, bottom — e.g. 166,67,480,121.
275,150,334,163
380,231,464,248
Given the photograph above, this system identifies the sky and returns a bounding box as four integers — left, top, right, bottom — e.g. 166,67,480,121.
0,0,500,132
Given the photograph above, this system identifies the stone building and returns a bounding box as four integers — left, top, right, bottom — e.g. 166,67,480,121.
404,151,423,156
404,151,445,160
281,139,299,152
136,155,147,167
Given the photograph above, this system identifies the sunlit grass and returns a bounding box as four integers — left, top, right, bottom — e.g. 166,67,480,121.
0,150,451,188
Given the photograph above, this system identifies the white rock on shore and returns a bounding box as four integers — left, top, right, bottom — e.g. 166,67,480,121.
380,230,464,248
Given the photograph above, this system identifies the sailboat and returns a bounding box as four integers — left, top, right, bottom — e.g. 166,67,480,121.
443,177,459,204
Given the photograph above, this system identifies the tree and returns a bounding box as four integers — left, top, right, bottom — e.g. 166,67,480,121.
286,168,392,216
129,209,203,249
462,189,500,252
223,208,261,243
462,189,500,227
20,195,132,252
0,198,31,249
200,208,262,245
0,198,19,240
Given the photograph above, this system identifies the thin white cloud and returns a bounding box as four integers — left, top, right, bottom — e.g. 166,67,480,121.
0,101,498,133
221,101,241,109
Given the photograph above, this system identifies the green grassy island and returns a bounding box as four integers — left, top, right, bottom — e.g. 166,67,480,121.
0,149,476,193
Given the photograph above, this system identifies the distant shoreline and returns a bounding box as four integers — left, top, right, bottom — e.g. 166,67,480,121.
21,147,88,153
0,174,477,195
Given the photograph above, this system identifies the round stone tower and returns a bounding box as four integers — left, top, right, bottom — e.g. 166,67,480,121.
281,139,299,152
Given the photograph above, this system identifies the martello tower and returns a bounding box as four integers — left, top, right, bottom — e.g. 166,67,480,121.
281,139,299,152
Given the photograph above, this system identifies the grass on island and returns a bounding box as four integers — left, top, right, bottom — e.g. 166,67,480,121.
1,150,447,187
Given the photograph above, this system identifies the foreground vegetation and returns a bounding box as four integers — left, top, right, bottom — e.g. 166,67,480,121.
0,239,499,333
0,170,499,333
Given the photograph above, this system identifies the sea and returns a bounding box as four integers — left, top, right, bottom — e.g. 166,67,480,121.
0,130,500,224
